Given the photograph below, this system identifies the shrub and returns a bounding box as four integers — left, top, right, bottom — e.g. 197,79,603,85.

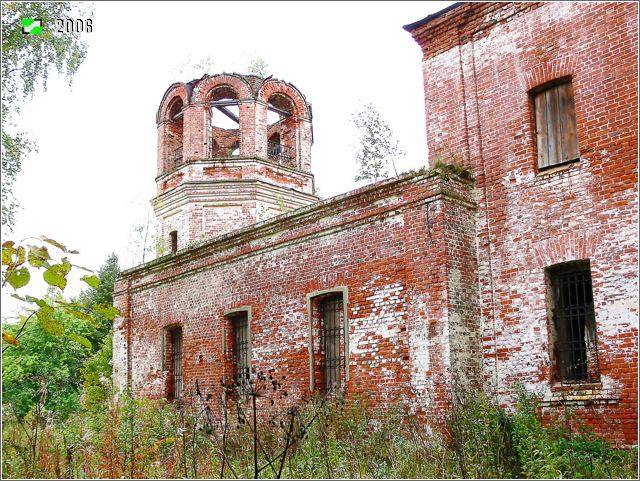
2,386,637,479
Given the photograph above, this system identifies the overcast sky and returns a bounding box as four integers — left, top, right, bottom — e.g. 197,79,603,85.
3,1,452,317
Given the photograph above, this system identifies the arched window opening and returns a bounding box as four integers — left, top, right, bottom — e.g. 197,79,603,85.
166,97,184,169
267,94,297,167
209,85,241,158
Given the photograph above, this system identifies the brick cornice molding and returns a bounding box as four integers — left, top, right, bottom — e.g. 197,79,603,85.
116,171,475,292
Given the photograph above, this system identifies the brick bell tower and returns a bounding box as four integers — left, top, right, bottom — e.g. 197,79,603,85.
153,73,317,253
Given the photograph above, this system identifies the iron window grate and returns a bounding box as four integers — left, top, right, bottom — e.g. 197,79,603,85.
233,314,250,392
319,295,345,392
551,265,600,383
170,327,183,400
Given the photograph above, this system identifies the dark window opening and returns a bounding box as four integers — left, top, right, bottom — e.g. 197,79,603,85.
169,230,178,254
166,97,184,169
165,326,183,401
230,312,250,392
547,261,599,384
532,79,579,169
315,293,345,392
268,132,282,155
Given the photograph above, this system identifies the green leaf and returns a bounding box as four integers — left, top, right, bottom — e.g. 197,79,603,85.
42,259,72,290
15,246,26,265
33,298,50,309
36,304,64,336
93,304,121,321
2,243,16,265
80,275,100,289
60,305,93,322
67,333,92,350
7,267,30,289
27,245,50,267
70,310,94,322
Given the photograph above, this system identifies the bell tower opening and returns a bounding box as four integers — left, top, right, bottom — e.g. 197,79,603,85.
267,93,297,167
165,97,184,170
153,73,317,248
208,85,241,158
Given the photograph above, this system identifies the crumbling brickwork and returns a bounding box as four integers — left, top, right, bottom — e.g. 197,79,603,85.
115,172,478,418
114,1,638,448
153,74,316,250
405,1,638,445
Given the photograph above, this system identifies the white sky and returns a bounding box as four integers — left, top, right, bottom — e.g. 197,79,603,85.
2,1,452,318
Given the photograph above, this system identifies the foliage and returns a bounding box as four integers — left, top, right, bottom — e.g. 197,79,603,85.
1,386,636,479
352,102,405,183
509,388,635,479
127,212,157,266
77,252,120,323
171,54,216,81
430,158,474,181
2,305,98,419
444,389,521,478
2,237,120,351
1,1,91,229
247,57,269,77
2,253,120,419
81,331,113,413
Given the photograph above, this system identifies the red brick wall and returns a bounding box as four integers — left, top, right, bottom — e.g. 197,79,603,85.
114,172,478,418
211,127,239,158
152,74,318,250
407,1,638,445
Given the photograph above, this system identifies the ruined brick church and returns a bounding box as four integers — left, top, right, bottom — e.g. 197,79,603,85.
113,2,638,445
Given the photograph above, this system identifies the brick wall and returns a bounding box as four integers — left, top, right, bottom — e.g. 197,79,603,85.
407,1,638,445
152,73,318,249
114,172,478,418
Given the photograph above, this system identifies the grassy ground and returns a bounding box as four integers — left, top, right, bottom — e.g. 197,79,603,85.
2,388,637,479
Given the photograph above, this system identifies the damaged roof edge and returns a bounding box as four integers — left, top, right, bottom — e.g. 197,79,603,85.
403,2,464,32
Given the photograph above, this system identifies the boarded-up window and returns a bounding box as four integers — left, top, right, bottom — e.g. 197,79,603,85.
533,81,579,169
547,261,600,383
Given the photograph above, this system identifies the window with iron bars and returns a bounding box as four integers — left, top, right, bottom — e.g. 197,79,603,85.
315,294,345,392
164,326,183,401
267,140,296,166
547,260,600,384
231,313,250,392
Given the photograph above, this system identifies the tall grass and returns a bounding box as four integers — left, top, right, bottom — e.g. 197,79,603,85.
2,388,636,479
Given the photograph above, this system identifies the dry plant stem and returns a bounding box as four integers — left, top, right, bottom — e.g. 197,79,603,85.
276,410,296,478
252,393,258,479
195,380,238,479
234,396,278,477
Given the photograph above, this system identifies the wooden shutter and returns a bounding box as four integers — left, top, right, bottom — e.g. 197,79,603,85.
534,82,579,169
